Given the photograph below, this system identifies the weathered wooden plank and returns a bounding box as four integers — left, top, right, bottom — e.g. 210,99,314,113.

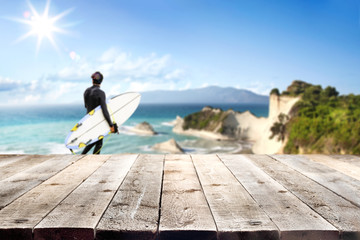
159,154,217,240
0,154,110,240
0,155,29,168
0,154,83,210
96,154,164,240
219,154,339,240
271,154,360,208
330,155,360,167
0,155,51,181
247,154,360,240
306,154,360,181
191,154,279,240
34,154,137,240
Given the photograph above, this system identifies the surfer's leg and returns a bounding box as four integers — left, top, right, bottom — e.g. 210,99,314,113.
82,142,95,154
93,139,103,154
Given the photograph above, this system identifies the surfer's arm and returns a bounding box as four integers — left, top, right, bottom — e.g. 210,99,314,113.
99,92,114,128
83,89,88,109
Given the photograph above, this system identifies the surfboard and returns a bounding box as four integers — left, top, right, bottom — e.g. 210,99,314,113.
65,92,141,150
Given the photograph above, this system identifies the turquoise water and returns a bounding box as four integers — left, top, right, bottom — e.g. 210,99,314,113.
0,103,268,154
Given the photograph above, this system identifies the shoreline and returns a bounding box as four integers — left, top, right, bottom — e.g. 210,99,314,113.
1,103,269,155
171,95,300,154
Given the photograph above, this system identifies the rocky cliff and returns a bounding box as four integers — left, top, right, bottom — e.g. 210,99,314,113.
130,121,158,135
173,94,300,154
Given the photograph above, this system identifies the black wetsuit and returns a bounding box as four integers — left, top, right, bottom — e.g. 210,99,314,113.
82,85,113,154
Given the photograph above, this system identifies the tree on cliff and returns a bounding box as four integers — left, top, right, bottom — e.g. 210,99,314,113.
282,81,360,154
270,113,289,142
281,80,312,96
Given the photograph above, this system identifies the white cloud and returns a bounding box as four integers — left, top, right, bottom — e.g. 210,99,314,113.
242,81,275,95
47,82,79,100
165,69,184,80
99,47,121,62
57,59,93,80
56,48,182,84
0,76,21,91
29,80,38,91
127,80,177,92
201,83,209,88
123,77,132,82
108,83,122,96
24,94,41,103
0,74,84,105
200,82,220,88
103,52,171,79
1,48,189,105
179,82,192,91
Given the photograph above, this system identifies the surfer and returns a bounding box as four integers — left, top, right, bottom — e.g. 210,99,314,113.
82,71,116,154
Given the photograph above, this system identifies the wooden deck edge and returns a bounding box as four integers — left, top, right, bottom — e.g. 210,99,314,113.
34,227,94,240
159,230,217,240
218,229,280,240
280,230,339,240
95,229,157,240
0,228,32,240
341,231,360,240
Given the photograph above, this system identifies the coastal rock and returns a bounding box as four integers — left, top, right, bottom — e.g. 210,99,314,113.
163,117,179,127
172,95,300,154
173,116,184,132
153,138,184,153
220,93,299,154
130,122,157,135
173,108,230,140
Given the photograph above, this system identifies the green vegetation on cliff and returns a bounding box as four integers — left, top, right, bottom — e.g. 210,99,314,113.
271,81,360,154
183,107,229,133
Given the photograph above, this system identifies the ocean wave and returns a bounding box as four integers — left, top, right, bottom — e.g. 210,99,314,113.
48,142,73,154
161,121,175,127
139,145,153,152
0,147,25,154
118,126,137,135
179,138,243,154
0,141,70,155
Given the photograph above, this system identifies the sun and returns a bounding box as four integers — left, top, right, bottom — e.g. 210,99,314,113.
11,0,73,54
31,15,55,38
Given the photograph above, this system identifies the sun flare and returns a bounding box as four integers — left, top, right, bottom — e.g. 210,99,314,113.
11,0,73,54
31,15,55,38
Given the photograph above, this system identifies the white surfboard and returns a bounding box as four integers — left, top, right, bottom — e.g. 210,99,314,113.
65,92,141,150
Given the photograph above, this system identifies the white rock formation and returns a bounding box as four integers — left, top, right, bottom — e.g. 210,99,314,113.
130,122,157,135
252,94,300,153
172,94,300,154
153,138,184,153
173,115,229,140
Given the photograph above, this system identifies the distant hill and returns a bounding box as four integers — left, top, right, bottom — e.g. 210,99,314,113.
140,86,268,104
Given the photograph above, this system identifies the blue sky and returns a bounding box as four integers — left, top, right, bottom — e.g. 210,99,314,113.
0,0,359,105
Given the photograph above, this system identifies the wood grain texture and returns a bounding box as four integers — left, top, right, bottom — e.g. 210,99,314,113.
271,154,360,208
0,155,51,181
1,154,360,240
306,154,360,181
220,154,338,240
0,154,109,240
248,154,360,240
96,154,164,240
330,155,360,167
0,155,82,210
192,154,279,240
0,155,29,168
159,154,217,240
34,154,137,240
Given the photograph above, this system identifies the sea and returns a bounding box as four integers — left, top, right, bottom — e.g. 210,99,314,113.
0,103,268,155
